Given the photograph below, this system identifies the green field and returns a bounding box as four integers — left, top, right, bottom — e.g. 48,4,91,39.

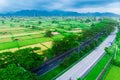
105,65,120,80
0,17,96,52
0,17,118,80
83,54,110,80
101,25,120,80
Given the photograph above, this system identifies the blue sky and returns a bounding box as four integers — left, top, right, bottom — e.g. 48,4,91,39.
0,0,120,14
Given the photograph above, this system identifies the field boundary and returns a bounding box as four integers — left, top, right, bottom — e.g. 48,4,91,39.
96,56,113,80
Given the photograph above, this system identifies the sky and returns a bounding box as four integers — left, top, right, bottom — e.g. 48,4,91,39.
0,0,120,14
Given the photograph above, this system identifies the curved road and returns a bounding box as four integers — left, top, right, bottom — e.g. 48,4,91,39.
32,30,105,76
56,27,118,80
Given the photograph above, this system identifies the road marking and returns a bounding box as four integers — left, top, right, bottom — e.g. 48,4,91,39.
56,27,118,80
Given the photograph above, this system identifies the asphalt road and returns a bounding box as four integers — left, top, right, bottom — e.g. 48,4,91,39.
32,31,104,76
32,47,79,76
56,27,118,80
32,30,107,76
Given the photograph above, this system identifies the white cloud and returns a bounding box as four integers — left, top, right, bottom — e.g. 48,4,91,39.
0,0,120,14
0,0,6,5
63,2,120,14
44,0,74,10
0,0,45,12
0,0,8,12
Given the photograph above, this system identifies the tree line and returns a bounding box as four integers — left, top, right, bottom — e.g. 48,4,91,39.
0,18,118,80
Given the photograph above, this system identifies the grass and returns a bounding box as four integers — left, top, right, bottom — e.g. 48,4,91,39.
0,37,12,43
105,65,120,80
83,54,110,80
0,18,92,51
39,50,93,80
38,33,108,80
52,34,64,40
39,66,65,80
0,41,18,50
102,46,120,80
0,37,51,50
83,39,119,80
0,34,64,50
0,41,52,54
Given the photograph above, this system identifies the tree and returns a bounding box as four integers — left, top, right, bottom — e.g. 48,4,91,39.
52,20,58,24
14,48,44,70
33,47,41,50
45,30,53,37
1,20,5,24
0,64,39,80
105,47,111,55
31,26,37,29
0,48,44,70
38,21,42,24
52,34,78,56
91,23,95,27
85,19,91,23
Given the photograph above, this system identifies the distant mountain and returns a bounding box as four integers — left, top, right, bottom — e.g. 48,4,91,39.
0,10,119,17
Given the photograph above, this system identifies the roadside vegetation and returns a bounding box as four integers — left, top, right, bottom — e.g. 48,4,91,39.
0,17,118,80
39,19,117,80
100,25,120,80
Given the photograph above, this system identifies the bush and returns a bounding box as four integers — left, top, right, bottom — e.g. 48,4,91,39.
0,64,39,80
33,47,41,50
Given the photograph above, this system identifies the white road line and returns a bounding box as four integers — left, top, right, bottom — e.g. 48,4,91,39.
56,27,118,80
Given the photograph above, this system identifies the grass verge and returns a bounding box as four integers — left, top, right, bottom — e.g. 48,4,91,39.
83,54,111,80
104,65,120,80
39,36,107,80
